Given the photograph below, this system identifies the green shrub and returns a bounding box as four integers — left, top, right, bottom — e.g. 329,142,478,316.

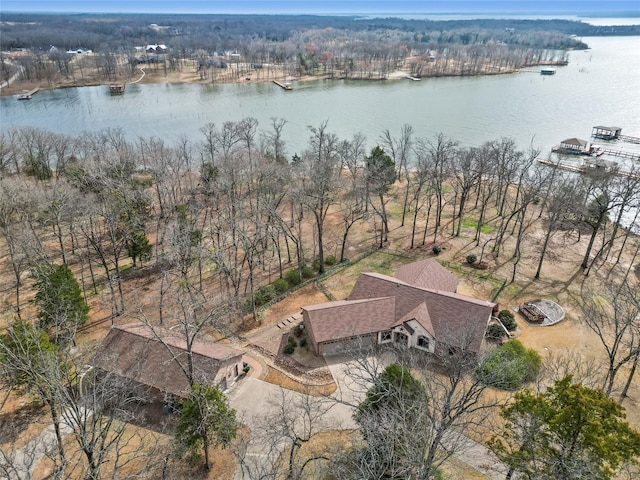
432,245,442,255
486,323,507,339
476,339,542,390
283,343,295,354
301,264,315,279
313,255,338,270
299,337,307,348
253,285,275,306
466,254,477,265
285,269,301,286
287,335,297,346
498,309,518,331
272,278,289,294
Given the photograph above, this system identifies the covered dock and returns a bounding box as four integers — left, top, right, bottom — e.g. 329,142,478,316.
552,138,592,155
592,126,622,140
109,84,125,95
591,126,640,145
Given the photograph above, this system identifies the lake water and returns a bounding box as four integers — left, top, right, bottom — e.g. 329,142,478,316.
2,36,639,158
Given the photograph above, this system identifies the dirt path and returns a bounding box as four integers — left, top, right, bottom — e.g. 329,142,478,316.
128,67,146,84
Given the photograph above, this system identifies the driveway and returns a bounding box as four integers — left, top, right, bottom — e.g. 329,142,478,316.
228,376,356,430
231,352,508,480
227,375,356,480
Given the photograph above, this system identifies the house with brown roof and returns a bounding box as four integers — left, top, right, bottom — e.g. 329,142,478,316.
302,259,494,359
554,137,599,155
94,323,244,400
395,258,459,292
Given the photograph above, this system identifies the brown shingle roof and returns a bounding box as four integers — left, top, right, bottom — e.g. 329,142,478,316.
94,323,244,397
303,297,396,344
349,272,493,353
395,258,459,292
561,138,588,146
395,302,435,337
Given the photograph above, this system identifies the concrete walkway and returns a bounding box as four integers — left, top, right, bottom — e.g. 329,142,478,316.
241,313,302,347
4,410,76,480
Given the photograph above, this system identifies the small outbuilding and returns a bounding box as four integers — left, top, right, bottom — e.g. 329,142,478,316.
94,323,244,400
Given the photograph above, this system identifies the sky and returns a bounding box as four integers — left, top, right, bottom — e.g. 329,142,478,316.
1,1,639,15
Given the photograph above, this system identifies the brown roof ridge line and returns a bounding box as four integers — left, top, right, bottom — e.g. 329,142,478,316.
360,272,495,307
113,322,243,360
302,296,395,310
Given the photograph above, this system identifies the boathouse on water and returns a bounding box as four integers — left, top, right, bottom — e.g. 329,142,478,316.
592,126,622,140
556,138,591,154
109,84,125,95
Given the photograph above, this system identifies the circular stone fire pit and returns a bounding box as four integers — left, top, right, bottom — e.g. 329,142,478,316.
517,299,565,326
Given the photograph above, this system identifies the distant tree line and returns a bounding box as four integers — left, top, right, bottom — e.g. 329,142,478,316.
2,13,595,86
4,13,639,54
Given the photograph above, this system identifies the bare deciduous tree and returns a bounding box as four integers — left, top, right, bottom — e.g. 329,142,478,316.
582,280,640,396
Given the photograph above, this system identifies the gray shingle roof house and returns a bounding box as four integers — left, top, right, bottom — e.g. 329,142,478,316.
94,323,244,399
302,259,494,358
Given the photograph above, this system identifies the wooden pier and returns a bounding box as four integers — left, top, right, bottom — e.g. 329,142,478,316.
538,158,640,179
272,80,292,90
109,83,125,95
618,135,640,144
600,149,640,161
17,87,39,100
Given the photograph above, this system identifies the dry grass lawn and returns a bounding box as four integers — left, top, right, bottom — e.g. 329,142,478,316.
31,423,237,480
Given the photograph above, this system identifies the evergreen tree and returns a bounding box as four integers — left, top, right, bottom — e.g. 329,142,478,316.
489,376,640,479
353,363,432,478
32,263,89,343
175,384,238,470
365,146,396,246
125,229,153,267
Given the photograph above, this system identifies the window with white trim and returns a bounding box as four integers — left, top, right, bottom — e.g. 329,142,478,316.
379,330,393,343
417,335,430,350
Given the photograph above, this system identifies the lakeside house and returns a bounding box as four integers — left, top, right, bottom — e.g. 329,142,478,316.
144,44,167,53
302,259,495,359
94,323,244,400
66,48,92,55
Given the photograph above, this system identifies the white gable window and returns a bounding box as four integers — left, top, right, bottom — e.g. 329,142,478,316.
379,330,393,344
